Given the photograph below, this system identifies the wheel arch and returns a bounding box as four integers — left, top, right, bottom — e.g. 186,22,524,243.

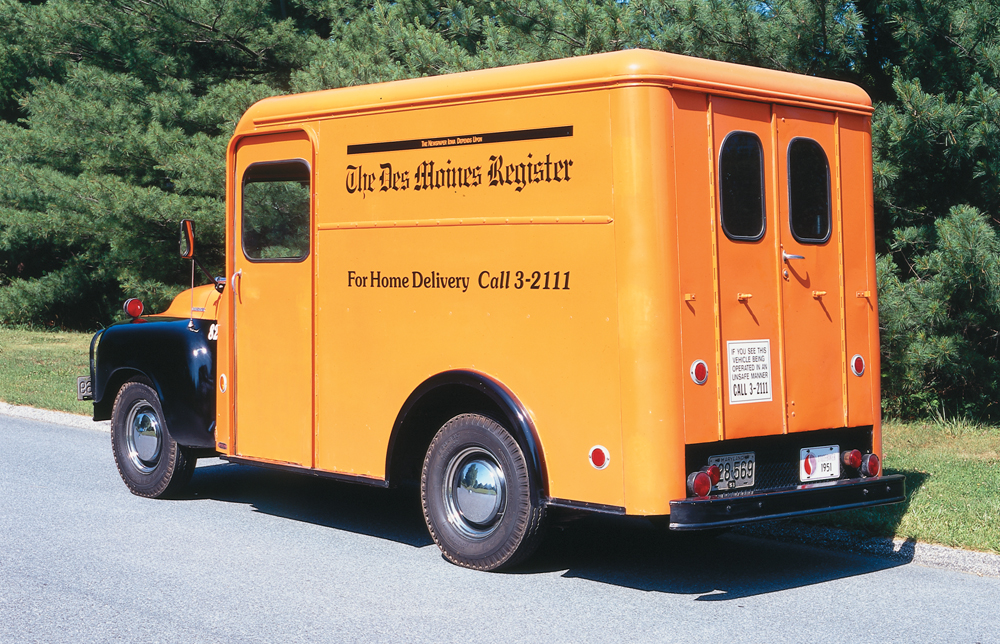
386,370,547,500
94,368,153,421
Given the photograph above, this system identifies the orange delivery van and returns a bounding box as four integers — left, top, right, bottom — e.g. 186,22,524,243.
80,49,905,571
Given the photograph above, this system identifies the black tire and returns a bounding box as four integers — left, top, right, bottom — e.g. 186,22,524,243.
421,413,546,571
111,380,195,498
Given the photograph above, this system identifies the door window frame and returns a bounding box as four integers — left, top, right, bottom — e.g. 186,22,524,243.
786,137,832,244
239,158,313,263
718,130,767,242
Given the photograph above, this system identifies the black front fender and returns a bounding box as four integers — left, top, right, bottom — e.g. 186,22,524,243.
92,317,216,449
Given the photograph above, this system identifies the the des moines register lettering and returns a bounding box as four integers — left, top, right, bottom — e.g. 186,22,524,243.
345,126,574,196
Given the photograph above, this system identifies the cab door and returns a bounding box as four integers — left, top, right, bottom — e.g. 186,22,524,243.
232,132,314,466
775,106,844,433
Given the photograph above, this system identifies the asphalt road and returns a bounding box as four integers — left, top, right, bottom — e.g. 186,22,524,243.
2,414,999,644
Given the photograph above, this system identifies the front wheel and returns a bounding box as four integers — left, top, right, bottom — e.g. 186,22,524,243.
111,380,195,498
421,413,546,570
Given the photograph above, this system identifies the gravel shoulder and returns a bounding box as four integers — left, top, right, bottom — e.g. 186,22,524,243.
0,401,109,431
3,401,997,579
734,521,1000,578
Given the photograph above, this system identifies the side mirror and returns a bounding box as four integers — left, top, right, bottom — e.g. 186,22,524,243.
180,219,196,259
178,218,221,292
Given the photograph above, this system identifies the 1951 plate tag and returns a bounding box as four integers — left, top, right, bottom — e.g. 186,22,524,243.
799,445,840,482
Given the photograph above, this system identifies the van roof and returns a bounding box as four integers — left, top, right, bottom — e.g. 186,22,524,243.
238,49,872,131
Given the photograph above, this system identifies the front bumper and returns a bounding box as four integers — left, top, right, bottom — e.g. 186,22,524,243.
668,474,906,530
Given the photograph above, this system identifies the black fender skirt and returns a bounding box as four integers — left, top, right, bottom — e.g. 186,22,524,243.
668,474,906,530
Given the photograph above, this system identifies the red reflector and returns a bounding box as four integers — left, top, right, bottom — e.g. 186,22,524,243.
589,446,609,470
861,453,880,477
123,298,144,318
690,360,709,385
701,464,721,486
842,449,862,469
687,471,712,497
851,354,865,376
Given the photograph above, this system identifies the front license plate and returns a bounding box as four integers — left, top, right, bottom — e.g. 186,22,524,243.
799,445,840,482
76,375,93,401
708,452,755,490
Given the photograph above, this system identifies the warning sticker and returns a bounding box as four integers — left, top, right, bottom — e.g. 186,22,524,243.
727,339,773,405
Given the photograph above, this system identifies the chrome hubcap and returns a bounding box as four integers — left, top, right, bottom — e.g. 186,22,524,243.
444,448,506,539
125,402,161,473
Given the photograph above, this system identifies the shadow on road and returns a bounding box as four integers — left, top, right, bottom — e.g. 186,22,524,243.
186,459,911,600
187,459,433,548
519,514,911,600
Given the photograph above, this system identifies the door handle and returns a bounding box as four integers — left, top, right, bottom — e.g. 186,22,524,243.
231,269,242,300
782,250,805,263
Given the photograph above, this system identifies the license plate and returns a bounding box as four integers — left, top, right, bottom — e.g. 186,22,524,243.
77,376,93,401
708,452,755,490
799,445,840,482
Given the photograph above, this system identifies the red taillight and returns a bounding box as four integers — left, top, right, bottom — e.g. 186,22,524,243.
687,471,712,497
701,464,721,486
861,453,880,477
690,360,709,385
842,449,862,469
851,354,865,376
123,298,144,318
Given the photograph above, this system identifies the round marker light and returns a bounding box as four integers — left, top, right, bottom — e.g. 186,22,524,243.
690,360,709,385
842,449,862,469
851,354,865,376
687,471,712,498
701,464,721,486
589,445,610,470
123,298,144,318
861,453,880,477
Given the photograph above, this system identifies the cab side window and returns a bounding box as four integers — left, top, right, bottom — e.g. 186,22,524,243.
788,138,831,243
242,160,311,261
719,132,766,241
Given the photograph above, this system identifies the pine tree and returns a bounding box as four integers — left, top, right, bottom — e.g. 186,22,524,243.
5,0,1000,418
0,0,324,327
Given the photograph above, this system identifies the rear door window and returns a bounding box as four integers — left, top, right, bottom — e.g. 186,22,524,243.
719,132,766,241
787,138,831,243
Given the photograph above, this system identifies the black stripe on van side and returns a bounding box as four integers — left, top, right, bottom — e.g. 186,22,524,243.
346,125,573,155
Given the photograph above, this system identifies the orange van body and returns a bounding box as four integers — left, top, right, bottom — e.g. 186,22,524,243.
96,49,904,569
209,49,897,511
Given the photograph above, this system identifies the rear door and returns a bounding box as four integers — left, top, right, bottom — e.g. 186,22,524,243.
232,132,314,466
712,97,785,439
775,106,844,433
712,99,846,439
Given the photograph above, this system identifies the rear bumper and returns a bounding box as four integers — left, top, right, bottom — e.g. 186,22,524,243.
668,474,906,530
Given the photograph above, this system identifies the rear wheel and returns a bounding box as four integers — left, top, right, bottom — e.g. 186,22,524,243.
111,380,195,498
421,413,546,570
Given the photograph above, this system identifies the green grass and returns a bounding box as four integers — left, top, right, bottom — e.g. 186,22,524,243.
0,327,94,415
2,325,997,553
803,419,1000,554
